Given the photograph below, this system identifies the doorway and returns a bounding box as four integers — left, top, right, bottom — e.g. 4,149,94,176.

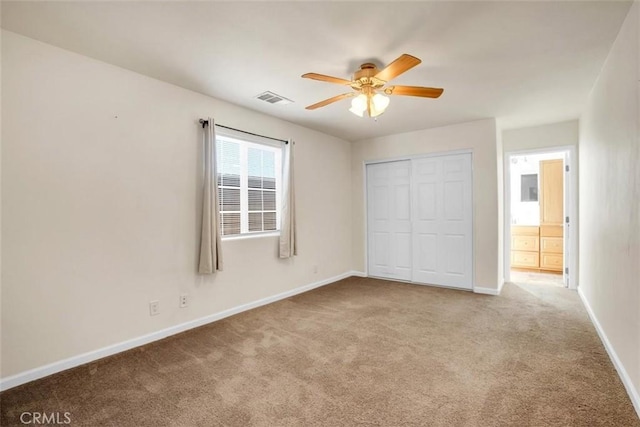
504,147,576,289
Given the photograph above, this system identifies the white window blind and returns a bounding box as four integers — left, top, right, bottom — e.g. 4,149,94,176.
216,134,282,237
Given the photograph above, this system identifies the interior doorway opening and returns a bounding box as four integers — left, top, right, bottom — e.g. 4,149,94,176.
504,148,575,289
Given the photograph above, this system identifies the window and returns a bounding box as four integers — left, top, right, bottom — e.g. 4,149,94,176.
520,173,538,202
216,133,282,237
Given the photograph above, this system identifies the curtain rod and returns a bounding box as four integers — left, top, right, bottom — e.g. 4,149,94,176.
198,119,288,144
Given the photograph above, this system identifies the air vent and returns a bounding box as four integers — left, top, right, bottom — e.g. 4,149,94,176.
254,91,293,105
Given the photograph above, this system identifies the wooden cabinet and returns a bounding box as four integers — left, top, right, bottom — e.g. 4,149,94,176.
511,226,540,269
540,160,564,226
539,160,564,272
540,236,563,253
511,224,564,272
540,225,563,272
512,235,539,251
541,253,563,270
512,250,539,268
511,160,564,273
540,225,563,237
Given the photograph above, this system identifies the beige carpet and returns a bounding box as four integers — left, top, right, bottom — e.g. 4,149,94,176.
511,270,565,287
1,277,638,426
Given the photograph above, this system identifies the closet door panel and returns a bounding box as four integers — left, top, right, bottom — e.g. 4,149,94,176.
412,154,473,289
417,233,438,273
367,161,412,281
367,154,472,289
367,163,392,278
412,158,440,285
390,162,413,280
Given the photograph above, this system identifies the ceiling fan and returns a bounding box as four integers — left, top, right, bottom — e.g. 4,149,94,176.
302,54,443,118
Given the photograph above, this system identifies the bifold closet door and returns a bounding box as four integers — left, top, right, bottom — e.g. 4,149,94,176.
367,161,412,281
412,154,472,289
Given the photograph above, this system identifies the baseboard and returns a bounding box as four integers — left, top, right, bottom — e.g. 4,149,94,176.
351,271,367,277
577,286,640,418
473,286,501,296
0,271,358,392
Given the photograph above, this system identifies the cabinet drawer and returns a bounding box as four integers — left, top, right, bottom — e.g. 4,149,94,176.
512,226,539,236
541,237,563,254
511,251,539,268
540,253,563,271
540,225,563,237
512,235,540,251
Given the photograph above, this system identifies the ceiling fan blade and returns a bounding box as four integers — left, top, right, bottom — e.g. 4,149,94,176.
384,85,444,98
375,54,422,82
302,73,353,85
305,93,356,110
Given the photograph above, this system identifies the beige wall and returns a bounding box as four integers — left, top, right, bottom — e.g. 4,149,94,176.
496,128,504,285
502,120,578,153
579,1,639,406
0,13,3,376
351,119,501,290
1,31,353,378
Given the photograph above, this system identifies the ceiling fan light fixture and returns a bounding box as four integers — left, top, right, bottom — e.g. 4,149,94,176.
349,94,368,117
303,54,443,116
349,106,365,117
370,93,390,117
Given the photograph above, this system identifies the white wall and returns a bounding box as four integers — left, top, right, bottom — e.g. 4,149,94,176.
502,120,578,153
579,1,640,412
351,119,501,290
1,31,353,379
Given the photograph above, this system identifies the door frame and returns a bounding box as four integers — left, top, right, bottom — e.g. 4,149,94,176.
363,149,475,290
503,145,578,289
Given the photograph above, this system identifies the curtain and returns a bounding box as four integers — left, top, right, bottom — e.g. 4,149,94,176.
198,117,223,274
279,140,297,258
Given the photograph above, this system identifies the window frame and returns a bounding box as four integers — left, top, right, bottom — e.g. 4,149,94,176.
215,128,283,240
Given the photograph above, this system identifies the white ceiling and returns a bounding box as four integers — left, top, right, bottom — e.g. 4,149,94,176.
1,1,632,141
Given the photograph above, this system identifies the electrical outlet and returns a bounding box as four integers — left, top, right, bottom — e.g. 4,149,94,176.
149,300,160,316
313,265,318,274
179,294,189,308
